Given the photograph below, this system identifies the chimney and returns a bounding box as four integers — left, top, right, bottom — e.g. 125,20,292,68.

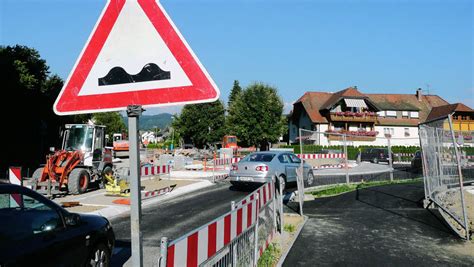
416,88,422,101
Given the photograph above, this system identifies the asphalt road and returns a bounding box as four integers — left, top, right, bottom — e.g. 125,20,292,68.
283,182,474,266
110,181,251,266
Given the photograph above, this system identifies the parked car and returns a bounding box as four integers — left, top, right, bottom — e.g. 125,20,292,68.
359,148,393,164
229,151,313,190
0,183,115,266
411,150,423,173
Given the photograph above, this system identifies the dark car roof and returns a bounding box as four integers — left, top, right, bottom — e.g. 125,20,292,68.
0,183,65,211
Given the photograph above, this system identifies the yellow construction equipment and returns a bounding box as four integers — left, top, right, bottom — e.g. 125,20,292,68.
103,169,131,197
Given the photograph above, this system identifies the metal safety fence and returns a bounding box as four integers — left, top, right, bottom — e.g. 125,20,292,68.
297,128,425,185
419,115,472,240
159,181,282,267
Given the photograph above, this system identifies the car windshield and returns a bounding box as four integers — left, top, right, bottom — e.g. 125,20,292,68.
64,125,93,152
243,153,275,162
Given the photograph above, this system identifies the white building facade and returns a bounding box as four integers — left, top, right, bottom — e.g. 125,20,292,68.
289,87,449,147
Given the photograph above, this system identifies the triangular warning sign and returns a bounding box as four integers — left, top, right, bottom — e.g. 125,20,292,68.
54,0,220,115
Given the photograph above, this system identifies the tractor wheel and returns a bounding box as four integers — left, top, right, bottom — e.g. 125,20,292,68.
68,169,90,194
31,167,43,188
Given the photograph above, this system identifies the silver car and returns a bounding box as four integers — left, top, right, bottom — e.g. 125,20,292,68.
229,151,314,190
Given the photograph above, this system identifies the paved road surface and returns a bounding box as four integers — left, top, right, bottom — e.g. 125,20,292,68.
110,182,250,266
284,182,474,266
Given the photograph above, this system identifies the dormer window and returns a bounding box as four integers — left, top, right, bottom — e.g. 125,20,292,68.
344,99,367,109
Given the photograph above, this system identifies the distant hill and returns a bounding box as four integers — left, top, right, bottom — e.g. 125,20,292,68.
123,113,173,130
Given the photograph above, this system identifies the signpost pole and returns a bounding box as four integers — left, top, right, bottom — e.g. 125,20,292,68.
128,105,144,267
387,137,394,182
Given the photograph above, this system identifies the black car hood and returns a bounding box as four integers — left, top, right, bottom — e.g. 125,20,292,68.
78,213,109,228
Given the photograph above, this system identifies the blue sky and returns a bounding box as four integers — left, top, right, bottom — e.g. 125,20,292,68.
1,0,473,115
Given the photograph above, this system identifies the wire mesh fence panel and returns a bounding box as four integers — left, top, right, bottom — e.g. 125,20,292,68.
419,117,471,240
257,198,276,255
201,225,256,267
297,129,421,186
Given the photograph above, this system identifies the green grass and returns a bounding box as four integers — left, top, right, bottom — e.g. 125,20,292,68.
284,224,296,233
258,243,280,267
309,178,422,198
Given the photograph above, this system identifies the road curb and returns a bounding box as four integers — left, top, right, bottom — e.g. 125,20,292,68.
85,180,214,220
277,215,308,267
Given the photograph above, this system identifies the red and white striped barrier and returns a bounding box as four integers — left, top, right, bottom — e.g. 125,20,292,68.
141,165,170,176
297,153,345,159
166,196,259,267
213,174,229,182
313,164,345,169
213,157,241,166
441,154,474,160
394,153,414,157
9,167,21,185
141,184,176,200
8,167,22,207
236,182,274,209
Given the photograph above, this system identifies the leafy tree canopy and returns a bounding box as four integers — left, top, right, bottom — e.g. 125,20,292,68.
0,45,84,172
227,83,286,150
92,112,126,138
228,80,242,107
172,101,226,148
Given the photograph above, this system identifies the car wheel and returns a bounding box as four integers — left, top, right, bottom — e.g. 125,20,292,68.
307,171,314,187
88,243,110,267
372,158,379,164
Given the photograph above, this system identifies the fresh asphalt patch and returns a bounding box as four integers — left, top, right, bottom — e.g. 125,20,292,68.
283,182,474,266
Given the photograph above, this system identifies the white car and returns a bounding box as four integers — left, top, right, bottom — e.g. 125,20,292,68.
229,151,313,190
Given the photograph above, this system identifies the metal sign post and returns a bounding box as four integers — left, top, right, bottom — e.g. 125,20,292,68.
387,136,394,182
342,134,349,184
128,105,144,266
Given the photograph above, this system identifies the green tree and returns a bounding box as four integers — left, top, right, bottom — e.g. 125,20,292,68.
92,112,126,138
227,83,286,150
0,45,81,172
228,80,242,107
173,101,226,148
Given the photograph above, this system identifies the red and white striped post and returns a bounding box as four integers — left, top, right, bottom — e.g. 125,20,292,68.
9,167,22,207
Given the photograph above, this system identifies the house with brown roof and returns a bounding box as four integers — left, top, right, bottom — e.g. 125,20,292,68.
424,103,474,144
289,86,450,146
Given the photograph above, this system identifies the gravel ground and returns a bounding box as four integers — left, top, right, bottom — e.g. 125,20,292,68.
436,186,474,238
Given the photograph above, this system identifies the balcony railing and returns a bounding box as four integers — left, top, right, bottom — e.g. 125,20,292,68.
330,111,377,122
325,130,378,141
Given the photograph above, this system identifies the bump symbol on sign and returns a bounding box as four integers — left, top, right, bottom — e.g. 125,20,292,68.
98,63,171,86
